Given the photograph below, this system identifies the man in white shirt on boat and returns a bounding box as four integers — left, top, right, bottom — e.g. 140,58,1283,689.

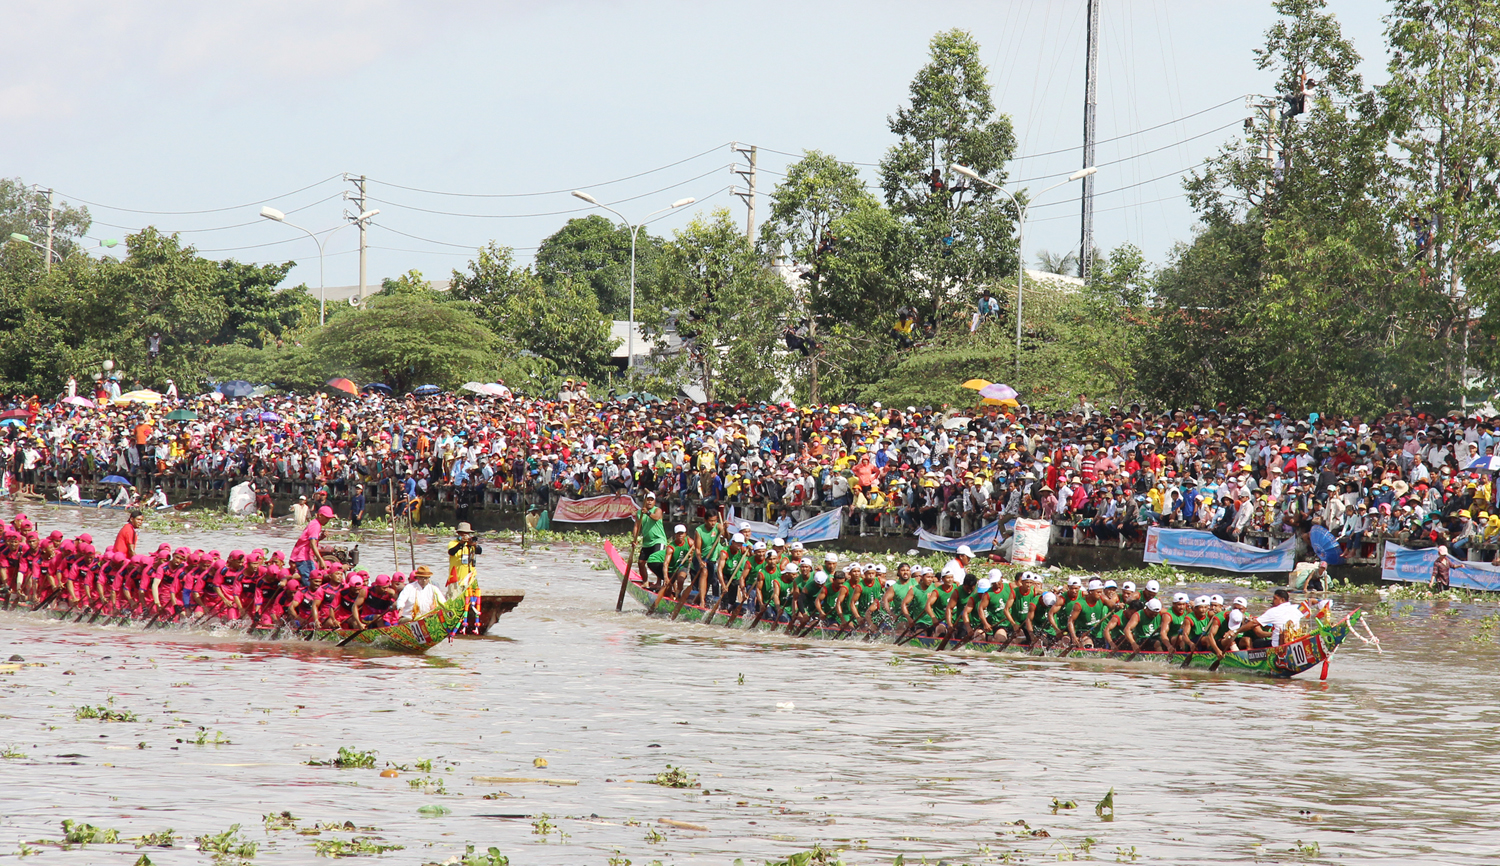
396,566,446,621
1237,588,1302,648
58,477,81,504
941,544,973,583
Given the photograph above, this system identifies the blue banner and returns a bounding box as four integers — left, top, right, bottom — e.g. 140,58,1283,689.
730,507,844,545
1380,542,1500,591
916,520,1015,553
1309,525,1345,566
1144,527,1295,573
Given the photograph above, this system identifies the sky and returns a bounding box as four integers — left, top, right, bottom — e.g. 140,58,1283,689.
2,0,1393,294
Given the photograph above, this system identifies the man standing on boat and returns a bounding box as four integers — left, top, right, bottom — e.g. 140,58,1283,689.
631,490,668,589
113,510,143,557
291,506,335,587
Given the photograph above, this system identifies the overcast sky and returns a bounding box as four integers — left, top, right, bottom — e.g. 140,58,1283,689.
3,0,1390,293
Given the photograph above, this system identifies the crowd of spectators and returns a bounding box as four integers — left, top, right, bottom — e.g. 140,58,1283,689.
1,387,1497,559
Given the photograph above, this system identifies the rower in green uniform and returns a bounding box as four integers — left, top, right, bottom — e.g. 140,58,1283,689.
853,566,884,629
719,532,751,615
665,524,696,601
1032,590,1063,647
899,568,937,642
1067,578,1111,648
692,511,726,602
1163,592,1193,651
631,491,668,590
930,565,959,640
884,562,914,621
1185,595,1219,655
1122,597,1166,652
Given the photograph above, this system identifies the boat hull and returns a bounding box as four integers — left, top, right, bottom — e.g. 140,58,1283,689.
604,541,1355,679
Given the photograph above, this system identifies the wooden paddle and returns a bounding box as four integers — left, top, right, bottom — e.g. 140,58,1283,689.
336,621,376,647
648,569,676,614
669,571,693,621
30,589,58,611
406,512,417,572
615,539,638,612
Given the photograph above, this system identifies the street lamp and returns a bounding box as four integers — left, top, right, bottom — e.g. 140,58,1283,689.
570,191,695,382
6,232,62,266
260,206,380,325
950,164,1097,379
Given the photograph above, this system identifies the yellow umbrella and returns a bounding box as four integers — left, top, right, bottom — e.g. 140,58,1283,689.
980,397,1020,407
117,389,164,405
960,378,992,390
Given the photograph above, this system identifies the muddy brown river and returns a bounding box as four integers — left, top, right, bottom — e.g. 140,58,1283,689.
1,506,1496,864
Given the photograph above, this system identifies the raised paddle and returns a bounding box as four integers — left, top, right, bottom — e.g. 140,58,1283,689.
615,538,638,612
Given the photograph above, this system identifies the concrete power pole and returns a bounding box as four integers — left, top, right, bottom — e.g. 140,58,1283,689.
346,174,369,306
44,188,55,273
1079,0,1100,282
731,143,757,241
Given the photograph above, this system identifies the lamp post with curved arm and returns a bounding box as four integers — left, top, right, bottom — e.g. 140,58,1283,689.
950,164,1098,380
260,207,380,325
570,192,695,383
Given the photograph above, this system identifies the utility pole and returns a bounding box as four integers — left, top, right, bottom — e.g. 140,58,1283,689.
1079,0,1100,282
731,143,757,241
43,188,55,273
345,174,369,306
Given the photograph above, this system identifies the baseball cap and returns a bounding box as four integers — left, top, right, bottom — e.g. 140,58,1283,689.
957,544,974,557
824,552,839,562
1146,598,1162,612
1145,579,1161,593
317,506,334,519
1104,579,1118,589
1173,592,1190,603
1193,595,1210,606
1087,579,1104,591
1209,594,1224,605
673,524,687,533
731,532,746,543
1122,581,1136,592
1232,596,1248,608
1067,576,1083,587
1042,591,1058,606
976,579,993,593
752,541,767,552
1226,609,1245,631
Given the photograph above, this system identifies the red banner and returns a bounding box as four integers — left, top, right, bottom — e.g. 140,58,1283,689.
552,494,637,523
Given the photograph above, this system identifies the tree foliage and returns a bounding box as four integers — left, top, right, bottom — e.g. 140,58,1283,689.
449,242,618,382
0,179,91,261
878,29,1018,317
310,292,501,394
643,210,794,403
535,215,665,318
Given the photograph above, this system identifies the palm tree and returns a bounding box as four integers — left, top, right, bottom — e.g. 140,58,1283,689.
1034,249,1078,275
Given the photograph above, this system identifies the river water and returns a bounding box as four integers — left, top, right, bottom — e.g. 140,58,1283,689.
1,507,1497,865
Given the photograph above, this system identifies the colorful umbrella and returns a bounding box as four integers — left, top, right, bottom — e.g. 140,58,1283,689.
324,377,358,396
0,408,28,420
117,389,163,405
259,411,281,423
960,379,992,390
62,396,94,408
978,383,1018,401
1465,455,1500,472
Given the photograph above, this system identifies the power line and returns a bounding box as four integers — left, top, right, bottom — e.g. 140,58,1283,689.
52,174,344,216
365,164,728,219
366,142,731,198
87,192,347,234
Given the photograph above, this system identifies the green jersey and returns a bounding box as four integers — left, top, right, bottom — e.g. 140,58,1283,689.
668,541,694,573
695,525,724,561
909,585,933,625
1071,597,1108,638
932,586,954,624
639,508,667,548
1132,609,1162,642
724,550,748,584
1187,612,1214,639
1009,587,1035,623
890,580,914,613
855,581,881,616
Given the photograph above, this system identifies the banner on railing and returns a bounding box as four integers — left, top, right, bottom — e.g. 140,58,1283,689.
729,507,844,545
1144,527,1295,573
1380,542,1500,591
552,494,638,523
1009,519,1052,565
917,520,1011,553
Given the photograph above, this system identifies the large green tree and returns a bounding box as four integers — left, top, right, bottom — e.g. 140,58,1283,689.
534,215,665,318
1382,0,1500,394
642,210,794,403
878,29,1018,321
1145,0,1438,414
310,292,501,394
449,243,617,381
760,150,905,404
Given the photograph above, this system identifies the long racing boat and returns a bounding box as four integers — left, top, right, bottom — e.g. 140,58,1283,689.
604,541,1360,679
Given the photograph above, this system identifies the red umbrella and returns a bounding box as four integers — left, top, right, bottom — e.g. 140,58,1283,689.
0,408,28,420
324,378,358,396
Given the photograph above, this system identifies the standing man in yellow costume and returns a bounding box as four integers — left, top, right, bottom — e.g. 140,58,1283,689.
448,522,483,634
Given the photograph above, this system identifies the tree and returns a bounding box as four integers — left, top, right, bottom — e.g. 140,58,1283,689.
760,150,905,403
210,259,309,348
534,215,665,317
1147,0,1440,414
1382,0,1500,396
1058,244,1151,407
1034,249,1078,275
878,29,1018,321
0,179,91,261
643,210,794,403
310,292,501,394
449,243,617,381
